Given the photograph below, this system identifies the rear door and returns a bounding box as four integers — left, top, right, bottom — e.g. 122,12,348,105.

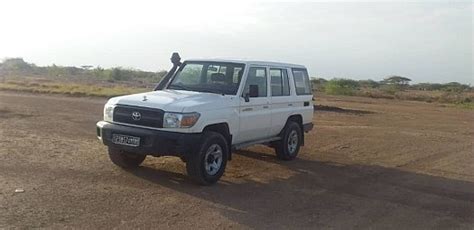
269,67,293,136
236,66,272,143
291,68,314,125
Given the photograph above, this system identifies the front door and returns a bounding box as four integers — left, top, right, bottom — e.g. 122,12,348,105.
236,66,271,143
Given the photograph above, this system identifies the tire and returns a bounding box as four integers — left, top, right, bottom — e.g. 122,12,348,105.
274,121,302,161
186,131,229,185
108,147,146,169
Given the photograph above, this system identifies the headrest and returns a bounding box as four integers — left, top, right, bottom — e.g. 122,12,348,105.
211,73,226,82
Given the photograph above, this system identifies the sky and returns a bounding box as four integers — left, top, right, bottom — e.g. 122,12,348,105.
0,0,472,84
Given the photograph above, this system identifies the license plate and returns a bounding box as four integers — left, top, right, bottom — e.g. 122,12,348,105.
112,134,140,147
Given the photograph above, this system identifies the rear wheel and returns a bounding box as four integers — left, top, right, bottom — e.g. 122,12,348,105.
186,131,228,185
108,147,146,169
274,121,302,161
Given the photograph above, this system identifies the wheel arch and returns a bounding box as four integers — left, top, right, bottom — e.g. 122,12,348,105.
203,123,233,160
282,114,304,145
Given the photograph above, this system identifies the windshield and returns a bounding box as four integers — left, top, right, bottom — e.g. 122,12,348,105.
168,61,245,95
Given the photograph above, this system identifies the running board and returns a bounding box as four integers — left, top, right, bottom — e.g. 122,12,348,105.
232,136,281,151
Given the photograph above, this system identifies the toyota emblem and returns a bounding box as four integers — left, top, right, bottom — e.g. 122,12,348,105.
131,111,141,121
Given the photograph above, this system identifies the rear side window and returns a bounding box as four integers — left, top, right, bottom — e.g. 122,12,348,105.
292,68,312,95
270,69,290,96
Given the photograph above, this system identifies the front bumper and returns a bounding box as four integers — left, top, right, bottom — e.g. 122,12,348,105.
96,121,201,157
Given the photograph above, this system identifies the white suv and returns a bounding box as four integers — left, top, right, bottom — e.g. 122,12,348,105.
96,55,313,185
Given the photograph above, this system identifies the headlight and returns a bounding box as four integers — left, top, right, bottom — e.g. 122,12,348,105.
163,112,200,128
103,104,115,122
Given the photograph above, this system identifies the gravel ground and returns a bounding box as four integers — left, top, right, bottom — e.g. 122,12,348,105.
0,91,473,229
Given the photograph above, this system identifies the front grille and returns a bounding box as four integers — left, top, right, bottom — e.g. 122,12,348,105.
113,105,164,128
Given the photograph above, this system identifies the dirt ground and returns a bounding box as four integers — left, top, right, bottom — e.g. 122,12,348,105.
1,91,473,229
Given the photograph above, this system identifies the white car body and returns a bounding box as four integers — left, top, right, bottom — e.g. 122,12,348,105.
101,59,313,145
97,58,314,184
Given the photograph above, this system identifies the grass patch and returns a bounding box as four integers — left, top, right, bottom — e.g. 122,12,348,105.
0,80,147,97
324,79,358,96
450,102,474,110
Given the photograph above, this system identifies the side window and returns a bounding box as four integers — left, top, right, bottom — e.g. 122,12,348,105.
243,67,267,97
292,68,312,95
270,69,290,96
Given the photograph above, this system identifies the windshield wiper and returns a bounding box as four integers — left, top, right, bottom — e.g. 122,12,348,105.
169,84,227,95
168,84,191,91
196,87,227,95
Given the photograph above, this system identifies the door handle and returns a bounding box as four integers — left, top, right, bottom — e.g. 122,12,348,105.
263,105,269,109
288,103,293,106
242,108,253,112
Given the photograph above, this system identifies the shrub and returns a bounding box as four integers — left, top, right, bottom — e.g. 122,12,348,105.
441,82,470,93
324,78,359,96
110,68,129,81
358,79,380,88
438,91,473,104
357,89,395,99
380,84,399,95
310,78,327,92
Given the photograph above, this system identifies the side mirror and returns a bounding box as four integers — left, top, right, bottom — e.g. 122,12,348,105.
244,93,250,102
249,85,259,97
242,85,258,102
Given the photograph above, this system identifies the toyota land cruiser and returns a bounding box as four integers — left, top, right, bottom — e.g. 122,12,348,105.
96,53,314,185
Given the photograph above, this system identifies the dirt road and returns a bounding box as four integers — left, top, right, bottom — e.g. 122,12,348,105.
1,91,473,229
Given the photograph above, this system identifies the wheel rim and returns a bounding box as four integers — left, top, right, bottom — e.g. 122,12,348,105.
204,144,223,176
287,130,298,154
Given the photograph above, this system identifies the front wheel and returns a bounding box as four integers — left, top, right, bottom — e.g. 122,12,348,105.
274,121,302,161
108,147,146,169
186,131,229,185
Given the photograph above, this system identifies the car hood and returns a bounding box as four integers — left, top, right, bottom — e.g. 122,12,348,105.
107,90,234,112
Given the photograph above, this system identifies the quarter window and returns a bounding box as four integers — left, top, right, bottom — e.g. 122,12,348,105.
270,69,290,96
292,68,312,95
243,67,267,97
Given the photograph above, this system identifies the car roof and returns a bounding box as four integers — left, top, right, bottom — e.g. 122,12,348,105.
184,58,306,69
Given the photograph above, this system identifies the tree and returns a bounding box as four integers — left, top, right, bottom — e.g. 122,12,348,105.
1,58,33,71
382,75,411,91
382,75,411,86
